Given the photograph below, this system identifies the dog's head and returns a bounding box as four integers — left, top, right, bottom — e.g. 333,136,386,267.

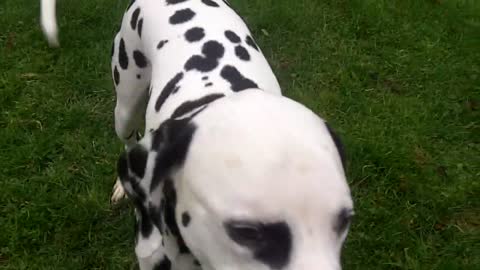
118,89,353,270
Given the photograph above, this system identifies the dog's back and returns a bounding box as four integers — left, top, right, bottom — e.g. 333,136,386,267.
111,0,282,131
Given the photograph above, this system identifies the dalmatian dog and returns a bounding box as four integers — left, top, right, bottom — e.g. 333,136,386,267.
40,0,59,47
110,0,354,269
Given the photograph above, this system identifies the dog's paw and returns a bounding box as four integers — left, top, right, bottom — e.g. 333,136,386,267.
111,178,126,204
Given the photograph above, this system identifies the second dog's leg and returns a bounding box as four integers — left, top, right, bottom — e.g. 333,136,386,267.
40,0,59,47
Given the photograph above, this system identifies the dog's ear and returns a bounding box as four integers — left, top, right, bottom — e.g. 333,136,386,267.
116,118,197,199
116,144,155,241
116,144,149,201
117,151,129,183
324,122,346,172
127,144,149,179
150,118,197,192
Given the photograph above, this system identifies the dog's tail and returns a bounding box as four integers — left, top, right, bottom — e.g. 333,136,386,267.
40,0,59,47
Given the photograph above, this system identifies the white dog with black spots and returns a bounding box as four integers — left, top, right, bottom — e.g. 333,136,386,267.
40,0,354,269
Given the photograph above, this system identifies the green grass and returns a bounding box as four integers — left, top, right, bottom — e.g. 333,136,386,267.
1,0,479,269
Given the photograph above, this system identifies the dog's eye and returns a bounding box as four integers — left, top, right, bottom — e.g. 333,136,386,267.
224,221,264,247
335,208,354,235
224,220,293,269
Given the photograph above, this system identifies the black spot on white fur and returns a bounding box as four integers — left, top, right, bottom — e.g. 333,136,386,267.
202,40,225,58
185,56,217,72
157,39,169,49
205,82,213,87
169,9,196,24
133,50,148,68
113,66,120,85
166,0,188,4
220,65,258,91
137,18,144,38
153,256,172,270
225,30,241,43
235,45,250,61
246,35,259,51
119,38,129,69
201,0,219,7
185,27,205,42
202,76,208,80
162,178,191,254
155,72,184,112
130,7,140,30
171,93,225,119
184,41,225,72
225,221,292,269
182,212,191,227
185,41,225,72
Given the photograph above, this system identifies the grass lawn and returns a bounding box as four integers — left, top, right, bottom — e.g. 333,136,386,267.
1,0,479,269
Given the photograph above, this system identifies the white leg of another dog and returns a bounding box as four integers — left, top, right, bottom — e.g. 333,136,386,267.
40,0,59,47
111,177,126,203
